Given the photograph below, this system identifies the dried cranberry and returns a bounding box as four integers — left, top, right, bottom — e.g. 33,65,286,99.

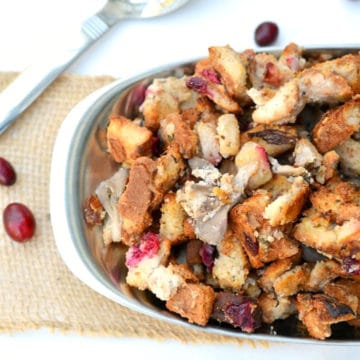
199,243,216,271
263,62,282,86
3,203,36,242
211,292,262,333
201,69,221,84
125,232,160,268
225,301,260,333
0,157,16,186
186,76,209,94
255,21,279,46
342,256,360,275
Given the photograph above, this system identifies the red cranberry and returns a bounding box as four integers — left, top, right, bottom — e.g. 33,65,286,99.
125,232,160,268
255,21,279,46
0,157,16,186
342,256,360,275
199,243,216,271
3,202,36,242
201,69,221,84
186,76,209,94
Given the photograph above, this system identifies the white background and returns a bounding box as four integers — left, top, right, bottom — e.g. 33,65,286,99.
0,0,359,358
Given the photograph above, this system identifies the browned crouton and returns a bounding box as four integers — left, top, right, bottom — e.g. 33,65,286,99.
230,190,299,268
186,239,203,265
258,292,296,324
324,279,360,315
316,150,340,183
264,176,310,227
310,182,360,223
295,293,356,340
118,157,156,245
166,282,215,326
336,138,360,177
212,230,249,290
208,45,248,102
190,57,242,113
304,260,342,291
312,53,360,94
257,253,302,293
141,77,197,130
167,262,199,283
159,113,198,159
312,99,360,153
152,144,185,208
293,209,360,259
160,193,187,245
107,115,153,163
273,263,312,297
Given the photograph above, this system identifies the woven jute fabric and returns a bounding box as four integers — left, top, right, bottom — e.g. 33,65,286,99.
0,72,263,346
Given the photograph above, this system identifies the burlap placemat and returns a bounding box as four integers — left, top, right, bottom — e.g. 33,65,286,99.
0,72,265,346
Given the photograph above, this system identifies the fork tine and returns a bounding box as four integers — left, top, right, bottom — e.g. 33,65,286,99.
81,15,110,40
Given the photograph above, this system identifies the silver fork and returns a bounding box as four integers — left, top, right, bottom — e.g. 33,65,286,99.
0,0,189,134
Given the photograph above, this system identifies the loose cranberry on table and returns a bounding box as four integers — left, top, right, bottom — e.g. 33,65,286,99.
0,157,16,186
3,202,36,242
255,21,279,46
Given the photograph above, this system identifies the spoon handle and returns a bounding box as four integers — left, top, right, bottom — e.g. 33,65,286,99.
0,15,111,135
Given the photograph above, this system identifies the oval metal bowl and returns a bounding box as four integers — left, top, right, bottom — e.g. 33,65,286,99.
50,46,360,345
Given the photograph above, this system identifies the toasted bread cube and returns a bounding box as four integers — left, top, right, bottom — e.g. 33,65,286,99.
324,280,360,315
293,209,360,259
249,79,303,125
258,292,296,324
126,239,184,301
293,137,323,169
273,263,312,297
312,53,360,94
312,99,360,153
152,144,185,208
186,239,203,265
141,76,197,130
166,283,215,326
191,57,242,113
167,262,199,283
336,137,360,177
315,150,340,184
295,293,356,340
212,230,249,290
195,120,221,164
304,260,342,291
257,254,302,292
160,193,187,245
216,113,241,158
230,190,299,268
118,157,156,245
264,176,310,226
309,182,360,223
208,45,248,102
159,113,198,159
107,115,153,163
235,141,272,189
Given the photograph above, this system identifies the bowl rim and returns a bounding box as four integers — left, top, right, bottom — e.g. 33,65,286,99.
50,44,360,345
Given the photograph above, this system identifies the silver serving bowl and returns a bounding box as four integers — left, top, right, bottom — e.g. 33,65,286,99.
50,46,360,345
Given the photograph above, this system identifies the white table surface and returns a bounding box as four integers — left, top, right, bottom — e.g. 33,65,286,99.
0,0,359,358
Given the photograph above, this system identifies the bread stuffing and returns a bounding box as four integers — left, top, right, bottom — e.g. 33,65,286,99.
84,43,360,340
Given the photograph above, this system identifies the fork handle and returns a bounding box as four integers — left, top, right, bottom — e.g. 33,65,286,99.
0,21,109,135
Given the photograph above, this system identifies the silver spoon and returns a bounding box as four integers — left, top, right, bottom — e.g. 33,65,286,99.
0,0,190,134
